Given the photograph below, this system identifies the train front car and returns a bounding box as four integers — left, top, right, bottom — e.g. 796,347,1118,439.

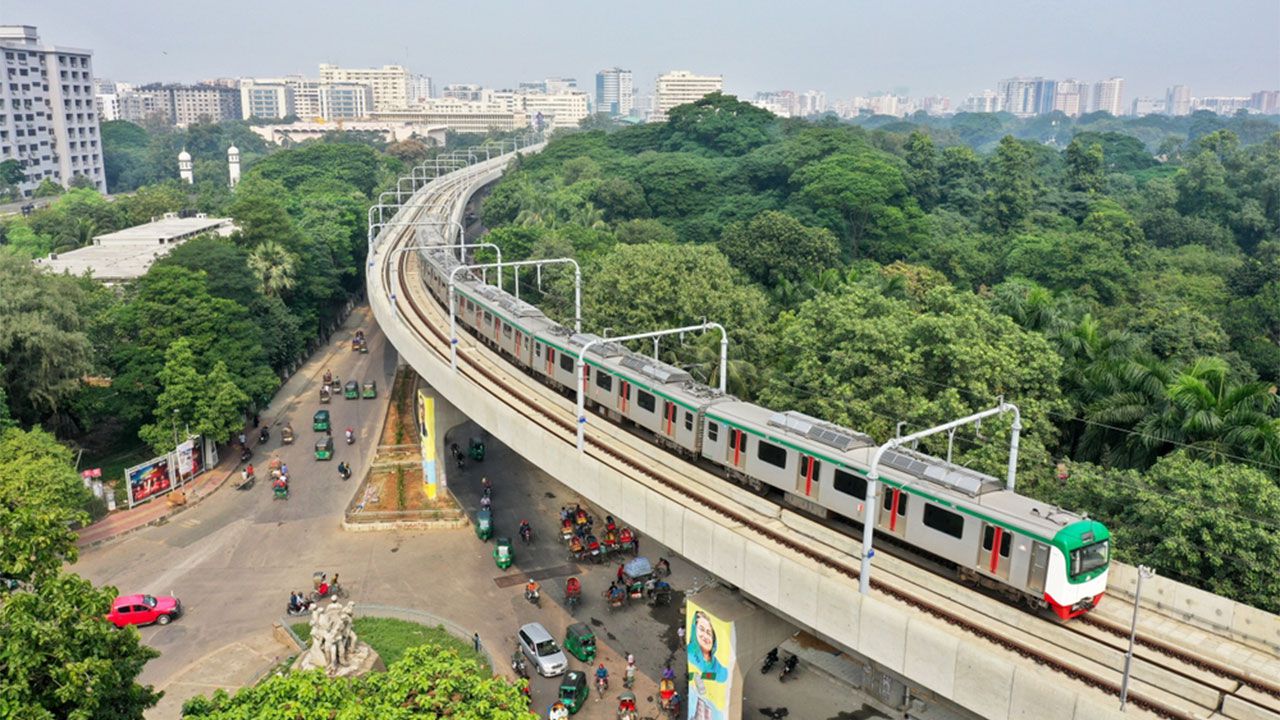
1044,520,1111,620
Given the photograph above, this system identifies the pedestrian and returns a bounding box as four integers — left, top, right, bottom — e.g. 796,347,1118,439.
677,626,685,645
617,563,625,582
282,463,289,476
253,413,260,428
473,633,481,652
631,533,640,554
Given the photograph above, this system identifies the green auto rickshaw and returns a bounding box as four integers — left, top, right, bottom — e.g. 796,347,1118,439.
344,380,359,400
314,435,334,460
563,623,596,663
493,537,513,569
557,671,588,714
313,409,331,432
362,380,377,399
475,509,492,541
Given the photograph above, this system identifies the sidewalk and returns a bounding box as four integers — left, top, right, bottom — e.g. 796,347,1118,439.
75,456,239,549
146,631,293,720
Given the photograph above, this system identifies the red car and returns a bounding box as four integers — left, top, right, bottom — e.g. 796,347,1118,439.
107,594,182,628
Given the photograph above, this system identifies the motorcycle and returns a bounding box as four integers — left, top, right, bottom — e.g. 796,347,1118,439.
760,647,779,674
480,494,491,510
338,463,352,480
759,709,790,719
519,524,532,545
239,446,252,463
511,649,528,679
778,654,798,682
259,427,269,444
595,674,609,699
345,428,355,445
525,587,541,607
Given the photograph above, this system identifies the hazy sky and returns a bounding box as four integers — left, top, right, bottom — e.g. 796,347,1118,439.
8,0,1278,102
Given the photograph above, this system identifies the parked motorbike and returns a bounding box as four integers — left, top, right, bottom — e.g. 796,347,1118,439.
240,446,252,463
760,647,779,674
778,654,798,682
759,708,790,719
511,649,528,679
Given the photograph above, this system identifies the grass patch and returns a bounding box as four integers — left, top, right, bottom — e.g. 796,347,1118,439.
290,617,484,667
395,466,406,510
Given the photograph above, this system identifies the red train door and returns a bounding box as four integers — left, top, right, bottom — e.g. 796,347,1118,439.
663,401,677,436
618,380,630,413
798,455,820,498
726,428,747,468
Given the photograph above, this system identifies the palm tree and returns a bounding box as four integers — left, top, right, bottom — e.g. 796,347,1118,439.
1159,358,1280,467
53,218,96,253
1077,354,1174,468
248,240,298,298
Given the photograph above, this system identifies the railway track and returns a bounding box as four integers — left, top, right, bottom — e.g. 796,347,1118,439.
372,163,1280,720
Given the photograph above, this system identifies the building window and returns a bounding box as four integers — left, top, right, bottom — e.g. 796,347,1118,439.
636,390,655,412
757,440,787,469
833,468,867,499
923,504,965,539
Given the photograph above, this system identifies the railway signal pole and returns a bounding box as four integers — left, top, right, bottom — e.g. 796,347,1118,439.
1120,565,1155,711
858,402,1022,595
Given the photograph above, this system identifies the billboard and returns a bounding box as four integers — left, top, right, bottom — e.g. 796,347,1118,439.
417,389,437,498
126,455,173,507
174,437,205,480
685,599,735,720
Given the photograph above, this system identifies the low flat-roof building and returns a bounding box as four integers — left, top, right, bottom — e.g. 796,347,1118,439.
33,212,234,284
249,120,447,146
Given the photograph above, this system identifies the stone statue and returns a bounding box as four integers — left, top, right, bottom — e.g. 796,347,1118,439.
292,601,380,677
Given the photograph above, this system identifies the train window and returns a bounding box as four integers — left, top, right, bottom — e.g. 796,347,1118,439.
757,440,787,469
833,469,867,499
684,411,694,431
707,422,719,441
1070,541,1109,577
483,311,492,324
535,344,542,358
559,354,575,373
923,504,965,539
637,390,656,412
595,371,612,391
982,526,1012,557
502,324,512,338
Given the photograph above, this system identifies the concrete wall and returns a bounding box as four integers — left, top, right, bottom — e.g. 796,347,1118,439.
368,164,1150,720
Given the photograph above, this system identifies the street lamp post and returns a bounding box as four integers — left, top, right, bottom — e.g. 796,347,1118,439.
1119,565,1155,711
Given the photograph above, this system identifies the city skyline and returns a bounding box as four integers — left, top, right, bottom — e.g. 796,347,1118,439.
9,0,1277,106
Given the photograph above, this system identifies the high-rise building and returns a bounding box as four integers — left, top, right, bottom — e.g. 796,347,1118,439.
961,90,1000,113
1131,97,1164,116
239,78,295,120
653,70,723,122
118,87,172,124
595,68,634,117
1251,90,1279,115
0,25,106,194
1193,96,1251,114
996,77,1057,117
1091,77,1125,116
1052,80,1088,117
753,90,797,117
520,91,590,129
409,75,433,104
318,64,410,111
798,90,827,117
285,76,322,120
118,84,240,126
319,82,374,120
1165,85,1192,116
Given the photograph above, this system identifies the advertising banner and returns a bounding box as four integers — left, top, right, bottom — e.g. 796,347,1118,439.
417,389,437,498
126,455,174,507
175,439,195,480
685,599,735,720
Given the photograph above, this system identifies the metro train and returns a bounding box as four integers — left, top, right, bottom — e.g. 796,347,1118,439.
418,247,1111,620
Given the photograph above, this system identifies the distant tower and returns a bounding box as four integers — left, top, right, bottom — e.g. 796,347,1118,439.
178,149,193,184
227,146,240,188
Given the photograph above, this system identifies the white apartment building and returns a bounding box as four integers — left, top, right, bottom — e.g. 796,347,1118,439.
1092,77,1125,116
595,68,633,117
1166,85,1192,116
521,91,589,129
319,82,373,120
0,25,105,195
239,78,295,120
653,70,723,122
962,90,1000,113
96,92,120,121
371,100,529,133
1131,97,1165,116
318,64,410,111
409,74,433,104
1052,79,1088,117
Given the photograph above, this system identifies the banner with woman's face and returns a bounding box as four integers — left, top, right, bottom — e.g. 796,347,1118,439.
685,600,735,720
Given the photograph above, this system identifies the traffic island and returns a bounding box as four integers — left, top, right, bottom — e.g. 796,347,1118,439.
343,365,466,531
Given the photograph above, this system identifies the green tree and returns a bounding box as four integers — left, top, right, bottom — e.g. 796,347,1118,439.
138,339,249,454
986,136,1036,232
1064,138,1104,194
1002,229,1133,304
614,218,677,245
792,149,920,259
0,255,95,427
903,131,940,210
719,211,839,287
0,572,162,718
181,644,527,719
0,427,92,586
247,240,298,298
32,179,64,198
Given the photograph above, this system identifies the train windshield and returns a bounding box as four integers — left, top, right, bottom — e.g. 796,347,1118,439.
1070,540,1110,577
